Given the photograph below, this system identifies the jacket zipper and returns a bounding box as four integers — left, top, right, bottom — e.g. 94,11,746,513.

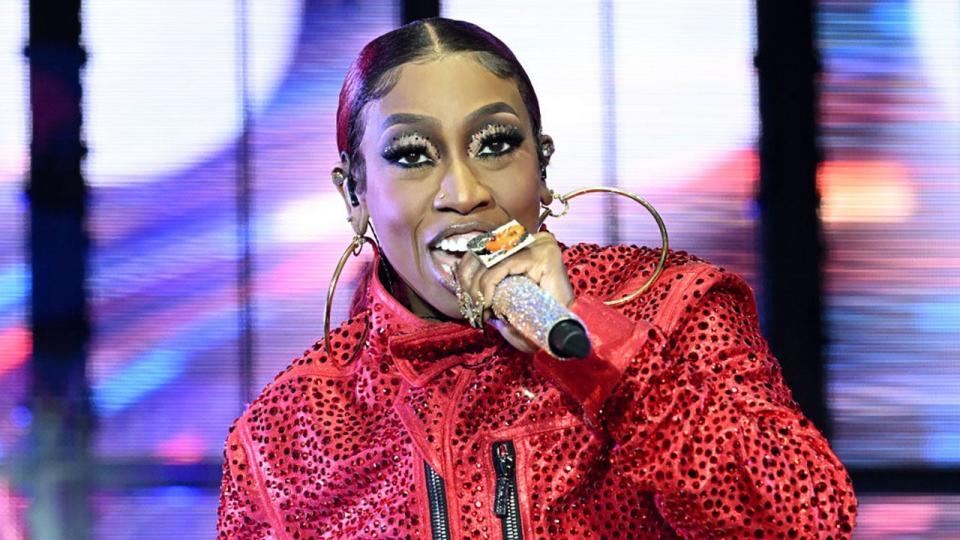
492,440,523,540
424,460,452,540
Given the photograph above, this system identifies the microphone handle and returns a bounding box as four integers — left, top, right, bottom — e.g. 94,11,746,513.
491,275,591,359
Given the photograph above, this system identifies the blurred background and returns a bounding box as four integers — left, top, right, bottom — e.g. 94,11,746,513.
0,0,957,538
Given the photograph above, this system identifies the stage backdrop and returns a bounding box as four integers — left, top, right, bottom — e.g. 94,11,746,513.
0,0,957,537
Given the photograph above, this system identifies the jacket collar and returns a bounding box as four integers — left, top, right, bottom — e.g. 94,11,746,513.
364,249,502,387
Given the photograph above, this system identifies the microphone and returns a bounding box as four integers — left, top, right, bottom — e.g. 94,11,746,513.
490,275,591,359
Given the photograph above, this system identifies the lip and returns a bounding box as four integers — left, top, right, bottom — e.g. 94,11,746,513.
426,220,499,249
425,219,502,294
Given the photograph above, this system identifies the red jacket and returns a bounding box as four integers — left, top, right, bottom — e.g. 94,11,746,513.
217,243,857,539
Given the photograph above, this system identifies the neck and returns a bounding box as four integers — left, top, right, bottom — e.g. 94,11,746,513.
402,286,447,322
378,256,449,323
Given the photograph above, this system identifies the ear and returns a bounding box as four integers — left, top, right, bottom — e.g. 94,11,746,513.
338,185,369,236
332,155,369,236
538,180,554,206
538,133,555,168
537,133,555,206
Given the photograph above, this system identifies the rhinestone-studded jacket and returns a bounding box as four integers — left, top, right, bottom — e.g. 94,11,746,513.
217,243,857,539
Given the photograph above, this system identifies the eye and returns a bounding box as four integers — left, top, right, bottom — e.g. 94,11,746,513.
392,147,433,167
469,123,525,159
477,138,516,157
381,133,439,169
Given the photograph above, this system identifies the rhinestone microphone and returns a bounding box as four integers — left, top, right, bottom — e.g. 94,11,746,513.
491,275,591,359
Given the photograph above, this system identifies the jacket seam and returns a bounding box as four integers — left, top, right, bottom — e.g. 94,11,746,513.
235,416,292,540
411,444,436,538
441,368,475,540
486,414,581,442
272,366,357,386
393,380,445,473
653,262,721,334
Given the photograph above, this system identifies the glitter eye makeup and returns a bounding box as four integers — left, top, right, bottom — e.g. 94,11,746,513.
468,122,525,159
381,132,441,169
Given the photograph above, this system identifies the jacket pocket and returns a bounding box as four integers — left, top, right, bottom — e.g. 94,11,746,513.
484,415,605,538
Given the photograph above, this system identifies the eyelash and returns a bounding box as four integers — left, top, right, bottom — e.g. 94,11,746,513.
469,123,525,159
381,123,525,170
381,133,439,169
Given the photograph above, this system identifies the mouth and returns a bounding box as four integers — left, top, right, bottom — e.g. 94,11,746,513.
426,222,496,290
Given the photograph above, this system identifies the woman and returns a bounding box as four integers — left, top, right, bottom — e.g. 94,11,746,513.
217,17,857,539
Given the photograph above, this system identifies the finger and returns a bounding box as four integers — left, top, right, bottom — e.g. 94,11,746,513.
454,250,483,292
475,232,563,309
458,251,487,303
463,246,498,302
523,232,573,304
476,252,543,312
452,252,491,324
468,231,561,315
463,255,493,321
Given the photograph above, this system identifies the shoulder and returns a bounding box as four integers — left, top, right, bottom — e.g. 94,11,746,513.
225,309,370,446
289,308,372,377
559,241,715,298
560,242,757,333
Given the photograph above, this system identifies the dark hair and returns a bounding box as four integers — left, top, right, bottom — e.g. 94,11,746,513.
336,17,543,196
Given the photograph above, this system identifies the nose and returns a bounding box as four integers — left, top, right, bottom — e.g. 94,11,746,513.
434,159,492,214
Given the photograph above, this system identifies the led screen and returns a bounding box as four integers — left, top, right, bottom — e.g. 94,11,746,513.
819,0,960,466
1,0,957,537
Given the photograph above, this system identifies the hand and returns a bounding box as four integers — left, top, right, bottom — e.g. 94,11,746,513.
454,231,575,353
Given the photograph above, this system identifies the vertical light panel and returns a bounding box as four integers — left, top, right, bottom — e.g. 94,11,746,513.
0,0,30,467
0,3,33,535
819,0,960,465
82,0,300,460
613,0,758,281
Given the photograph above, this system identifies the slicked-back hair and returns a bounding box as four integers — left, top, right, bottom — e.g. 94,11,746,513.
336,17,543,194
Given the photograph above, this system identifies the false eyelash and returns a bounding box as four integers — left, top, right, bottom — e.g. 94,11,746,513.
381,133,440,168
382,142,430,167
468,123,525,158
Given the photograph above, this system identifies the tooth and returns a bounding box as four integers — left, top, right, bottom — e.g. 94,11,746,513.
437,238,461,252
436,231,485,252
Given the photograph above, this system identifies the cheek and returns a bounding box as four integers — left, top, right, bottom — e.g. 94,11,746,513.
490,164,542,225
365,174,433,266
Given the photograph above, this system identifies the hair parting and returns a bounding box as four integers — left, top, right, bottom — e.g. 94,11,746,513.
336,17,544,195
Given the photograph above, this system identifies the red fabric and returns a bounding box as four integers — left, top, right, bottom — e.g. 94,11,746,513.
217,243,857,539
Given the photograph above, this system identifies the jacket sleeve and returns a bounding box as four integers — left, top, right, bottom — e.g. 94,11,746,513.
532,266,857,539
217,421,278,539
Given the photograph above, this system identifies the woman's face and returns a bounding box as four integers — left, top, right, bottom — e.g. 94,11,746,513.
353,53,549,319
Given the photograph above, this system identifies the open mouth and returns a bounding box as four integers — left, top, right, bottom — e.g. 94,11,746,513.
428,231,487,289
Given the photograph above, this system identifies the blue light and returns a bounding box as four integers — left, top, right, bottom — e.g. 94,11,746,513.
93,348,186,415
90,306,238,416
10,404,31,428
915,298,960,334
134,485,211,507
0,263,27,313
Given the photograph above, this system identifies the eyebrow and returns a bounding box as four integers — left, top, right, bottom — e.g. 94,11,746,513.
380,113,440,131
379,102,520,132
465,102,520,125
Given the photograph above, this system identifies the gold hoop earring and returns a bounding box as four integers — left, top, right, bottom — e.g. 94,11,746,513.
323,233,376,359
538,187,669,305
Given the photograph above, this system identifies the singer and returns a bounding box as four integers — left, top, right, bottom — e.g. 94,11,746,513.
217,17,857,539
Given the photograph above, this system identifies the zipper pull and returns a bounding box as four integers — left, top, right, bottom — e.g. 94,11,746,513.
492,441,515,517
